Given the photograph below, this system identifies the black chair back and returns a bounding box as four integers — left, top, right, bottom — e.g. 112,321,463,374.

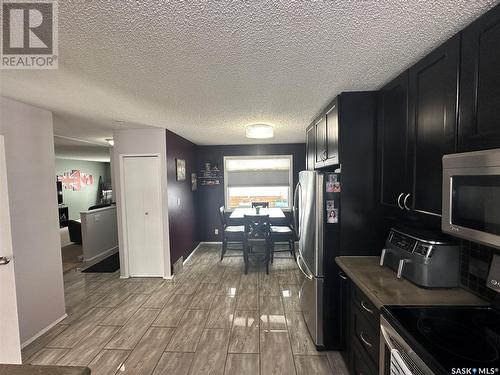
244,214,270,241
251,202,269,208
219,206,227,229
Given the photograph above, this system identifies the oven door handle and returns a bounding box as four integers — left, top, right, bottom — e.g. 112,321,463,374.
380,324,395,351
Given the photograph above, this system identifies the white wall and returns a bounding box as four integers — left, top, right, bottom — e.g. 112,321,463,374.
81,206,118,261
55,158,111,220
112,129,171,278
0,97,66,344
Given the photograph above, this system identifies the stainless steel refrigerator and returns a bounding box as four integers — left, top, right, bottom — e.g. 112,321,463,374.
293,169,381,350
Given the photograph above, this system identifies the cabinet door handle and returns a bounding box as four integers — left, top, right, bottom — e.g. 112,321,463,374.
360,332,373,348
397,193,404,210
403,193,411,211
360,300,373,314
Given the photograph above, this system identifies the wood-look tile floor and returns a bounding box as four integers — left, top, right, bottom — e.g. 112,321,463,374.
22,244,349,375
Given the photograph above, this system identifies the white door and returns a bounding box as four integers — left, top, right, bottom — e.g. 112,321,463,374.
123,156,163,277
0,135,22,363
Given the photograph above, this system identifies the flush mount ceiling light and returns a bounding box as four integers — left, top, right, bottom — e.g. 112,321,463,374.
245,124,274,139
105,138,114,146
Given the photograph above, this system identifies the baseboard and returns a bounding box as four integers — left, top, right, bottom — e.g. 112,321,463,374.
21,313,68,349
84,246,118,262
183,242,203,265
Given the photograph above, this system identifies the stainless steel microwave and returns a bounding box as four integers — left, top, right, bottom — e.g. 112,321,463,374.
442,149,500,249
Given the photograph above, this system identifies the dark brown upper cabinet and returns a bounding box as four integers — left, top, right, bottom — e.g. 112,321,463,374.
315,115,327,166
378,35,459,223
306,124,316,171
314,98,340,169
459,3,500,152
326,97,339,163
408,34,459,217
378,71,410,212
309,93,374,170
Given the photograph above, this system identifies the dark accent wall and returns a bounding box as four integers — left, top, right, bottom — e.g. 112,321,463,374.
166,130,199,266
196,143,306,242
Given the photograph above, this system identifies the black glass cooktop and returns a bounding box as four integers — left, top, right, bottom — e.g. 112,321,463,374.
383,306,500,374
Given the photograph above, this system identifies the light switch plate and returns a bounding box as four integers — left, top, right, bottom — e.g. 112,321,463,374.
486,254,500,293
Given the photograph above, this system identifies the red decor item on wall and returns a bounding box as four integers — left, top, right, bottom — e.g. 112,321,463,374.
57,170,94,191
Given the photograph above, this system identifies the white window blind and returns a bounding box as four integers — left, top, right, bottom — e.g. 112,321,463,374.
224,155,293,209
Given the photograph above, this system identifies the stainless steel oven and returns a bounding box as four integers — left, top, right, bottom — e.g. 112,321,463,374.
442,149,500,249
380,316,433,375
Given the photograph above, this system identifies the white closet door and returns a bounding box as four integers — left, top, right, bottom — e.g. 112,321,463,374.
123,156,163,277
0,136,22,363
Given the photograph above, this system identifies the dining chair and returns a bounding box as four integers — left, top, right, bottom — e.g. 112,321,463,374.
218,206,244,261
251,201,269,208
243,214,271,274
269,216,296,263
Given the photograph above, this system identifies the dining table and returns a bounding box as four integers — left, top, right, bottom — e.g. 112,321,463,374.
229,207,286,219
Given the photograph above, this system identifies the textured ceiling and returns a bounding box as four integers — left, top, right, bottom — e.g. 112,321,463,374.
1,0,499,145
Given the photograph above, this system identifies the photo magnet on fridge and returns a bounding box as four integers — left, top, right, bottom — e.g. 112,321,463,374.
326,173,339,192
327,209,338,223
326,200,335,210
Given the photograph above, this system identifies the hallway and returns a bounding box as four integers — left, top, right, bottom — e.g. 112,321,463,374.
21,244,348,375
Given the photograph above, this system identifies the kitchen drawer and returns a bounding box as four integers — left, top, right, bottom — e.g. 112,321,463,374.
350,338,378,375
351,285,379,328
352,303,380,367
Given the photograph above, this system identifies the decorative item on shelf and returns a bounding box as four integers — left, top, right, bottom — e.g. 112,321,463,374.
200,179,221,186
199,162,222,186
191,173,197,191
176,159,186,181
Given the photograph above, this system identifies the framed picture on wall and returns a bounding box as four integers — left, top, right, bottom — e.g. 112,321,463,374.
191,173,197,191
176,159,186,181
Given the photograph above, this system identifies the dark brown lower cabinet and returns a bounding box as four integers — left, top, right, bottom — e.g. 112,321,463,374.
341,280,381,375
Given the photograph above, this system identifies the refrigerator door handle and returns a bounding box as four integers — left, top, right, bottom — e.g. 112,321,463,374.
297,254,313,280
293,182,302,240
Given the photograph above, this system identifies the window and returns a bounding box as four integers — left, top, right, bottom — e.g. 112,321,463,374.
224,155,293,209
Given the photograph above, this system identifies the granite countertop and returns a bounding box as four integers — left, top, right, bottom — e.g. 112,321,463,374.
336,256,487,309
0,365,90,375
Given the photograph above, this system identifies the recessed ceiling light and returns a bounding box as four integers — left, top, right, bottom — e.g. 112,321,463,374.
245,124,274,139
113,119,125,123
105,138,114,146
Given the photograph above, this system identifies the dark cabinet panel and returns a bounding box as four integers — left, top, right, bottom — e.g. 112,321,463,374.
315,116,327,165
326,98,339,163
409,35,459,216
459,3,500,151
378,71,409,210
339,271,351,365
348,284,380,375
306,124,316,171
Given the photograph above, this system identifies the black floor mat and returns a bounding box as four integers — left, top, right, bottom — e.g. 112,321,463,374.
82,252,120,273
